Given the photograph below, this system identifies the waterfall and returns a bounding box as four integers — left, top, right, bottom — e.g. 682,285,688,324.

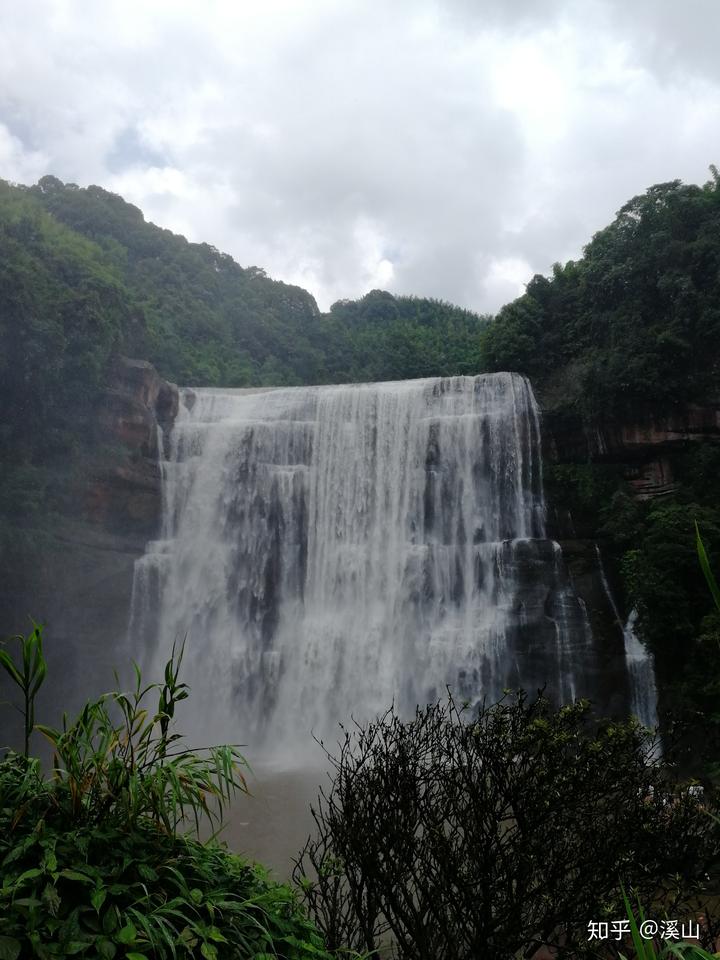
594,545,658,729
623,609,659,730
129,373,593,753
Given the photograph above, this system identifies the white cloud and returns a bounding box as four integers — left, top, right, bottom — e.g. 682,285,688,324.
0,123,48,184
1,0,719,312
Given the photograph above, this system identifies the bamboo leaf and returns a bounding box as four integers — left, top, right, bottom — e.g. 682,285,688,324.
0,651,23,687
696,521,720,613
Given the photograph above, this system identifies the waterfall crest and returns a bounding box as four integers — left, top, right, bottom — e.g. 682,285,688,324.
129,373,593,751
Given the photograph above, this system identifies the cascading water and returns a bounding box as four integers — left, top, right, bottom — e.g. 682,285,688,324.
623,609,659,730
593,545,659,729
129,373,594,754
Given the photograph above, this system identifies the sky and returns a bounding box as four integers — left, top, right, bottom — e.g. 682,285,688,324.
2,0,720,314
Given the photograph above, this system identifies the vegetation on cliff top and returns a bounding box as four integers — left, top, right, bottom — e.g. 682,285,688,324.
6,174,487,390
482,169,720,418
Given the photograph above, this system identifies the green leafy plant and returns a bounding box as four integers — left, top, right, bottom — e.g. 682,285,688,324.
0,783,337,960
0,623,46,756
33,642,248,835
618,886,718,960
0,626,342,959
696,521,720,616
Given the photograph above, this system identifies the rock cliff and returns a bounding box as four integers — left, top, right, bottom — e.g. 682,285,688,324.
545,401,720,501
541,399,720,703
10,357,178,716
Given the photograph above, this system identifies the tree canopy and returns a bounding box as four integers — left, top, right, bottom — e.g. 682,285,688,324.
295,694,718,959
481,173,720,416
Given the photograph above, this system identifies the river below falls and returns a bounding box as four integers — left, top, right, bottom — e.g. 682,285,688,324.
214,765,327,879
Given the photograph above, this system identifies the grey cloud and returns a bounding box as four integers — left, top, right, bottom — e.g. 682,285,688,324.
2,0,720,315
600,0,720,85
107,126,168,174
437,0,567,31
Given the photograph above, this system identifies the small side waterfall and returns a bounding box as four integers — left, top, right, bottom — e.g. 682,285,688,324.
594,545,658,728
129,374,597,751
623,609,659,730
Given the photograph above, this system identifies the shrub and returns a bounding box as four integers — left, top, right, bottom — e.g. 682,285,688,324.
294,694,720,960
0,627,337,959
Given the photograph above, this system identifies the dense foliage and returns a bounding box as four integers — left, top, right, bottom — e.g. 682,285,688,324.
543,442,720,774
0,628,338,959
5,175,488,391
0,181,137,528
482,169,720,772
481,170,720,417
294,695,720,960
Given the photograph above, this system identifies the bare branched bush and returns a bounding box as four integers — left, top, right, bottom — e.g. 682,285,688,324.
294,694,720,960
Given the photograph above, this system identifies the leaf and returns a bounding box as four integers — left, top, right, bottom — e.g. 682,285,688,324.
136,864,157,883
108,885,131,899
116,923,137,945
59,869,94,885
0,651,23,688
96,941,116,960
14,866,44,885
200,945,218,960
696,521,720,613
41,883,61,917
63,943,91,956
0,939,21,960
2,833,38,866
125,955,149,960
206,927,228,944
91,887,107,912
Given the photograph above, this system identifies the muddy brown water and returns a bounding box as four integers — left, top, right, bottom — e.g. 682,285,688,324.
214,765,329,880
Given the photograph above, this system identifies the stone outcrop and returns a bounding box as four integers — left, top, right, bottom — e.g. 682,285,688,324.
85,357,178,535
592,403,720,456
545,401,720,501
538,398,720,722
14,357,178,720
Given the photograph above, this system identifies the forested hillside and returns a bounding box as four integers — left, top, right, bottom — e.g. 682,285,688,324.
482,171,720,416
14,175,487,389
0,174,486,541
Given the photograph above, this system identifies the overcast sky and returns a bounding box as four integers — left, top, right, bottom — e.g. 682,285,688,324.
2,0,719,313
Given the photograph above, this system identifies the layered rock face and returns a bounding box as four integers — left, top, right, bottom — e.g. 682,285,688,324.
541,400,720,720
12,357,178,716
546,402,720,501
85,357,178,534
